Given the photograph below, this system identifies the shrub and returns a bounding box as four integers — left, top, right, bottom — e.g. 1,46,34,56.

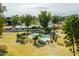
0,45,8,56
33,35,38,40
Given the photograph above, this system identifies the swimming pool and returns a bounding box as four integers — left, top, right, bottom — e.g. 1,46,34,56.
38,35,48,38
28,33,50,42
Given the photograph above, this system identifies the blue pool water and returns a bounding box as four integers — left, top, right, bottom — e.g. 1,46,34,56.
32,34,48,39
28,33,50,41
39,35,47,38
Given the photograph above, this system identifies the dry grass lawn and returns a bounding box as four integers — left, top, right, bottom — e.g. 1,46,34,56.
0,31,73,56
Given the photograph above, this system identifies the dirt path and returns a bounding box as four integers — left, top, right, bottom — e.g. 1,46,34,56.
47,42,73,56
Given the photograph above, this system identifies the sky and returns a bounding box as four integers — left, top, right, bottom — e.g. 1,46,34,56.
2,3,79,17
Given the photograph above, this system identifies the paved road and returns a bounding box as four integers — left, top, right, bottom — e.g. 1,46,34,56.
3,29,39,32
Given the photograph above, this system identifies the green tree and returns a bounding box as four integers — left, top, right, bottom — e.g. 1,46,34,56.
52,15,60,24
0,17,6,38
38,11,51,33
23,14,34,35
0,3,6,17
0,3,6,38
31,16,38,25
10,15,21,27
59,16,66,22
63,15,79,56
52,15,60,42
20,15,25,24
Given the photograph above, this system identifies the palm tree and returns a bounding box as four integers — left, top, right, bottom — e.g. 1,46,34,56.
63,14,79,56
38,10,51,34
